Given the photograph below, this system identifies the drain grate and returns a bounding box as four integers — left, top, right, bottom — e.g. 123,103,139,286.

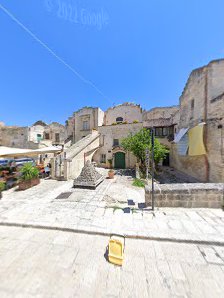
55,192,72,200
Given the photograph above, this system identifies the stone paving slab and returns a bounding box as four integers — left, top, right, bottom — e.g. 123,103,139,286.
0,177,224,245
0,226,224,297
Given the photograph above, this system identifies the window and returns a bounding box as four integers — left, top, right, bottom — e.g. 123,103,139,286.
116,117,123,123
45,133,50,140
101,154,106,163
37,134,42,142
55,133,60,143
191,99,195,110
113,139,119,146
162,127,168,136
155,128,163,137
83,121,89,130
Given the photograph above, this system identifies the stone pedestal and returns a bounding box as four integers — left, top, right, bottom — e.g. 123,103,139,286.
73,161,104,189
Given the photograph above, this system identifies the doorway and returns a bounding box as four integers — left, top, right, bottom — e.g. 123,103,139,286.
114,152,126,169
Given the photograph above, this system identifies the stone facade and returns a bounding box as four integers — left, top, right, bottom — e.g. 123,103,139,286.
65,103,178,169
143,106,179,148
145,183,224,208
170,59,224,183
66,107,104,143
0,126,39,149
94,122,143,168
104,102,143,125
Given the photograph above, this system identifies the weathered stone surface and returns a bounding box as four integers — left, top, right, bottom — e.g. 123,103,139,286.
145,183,224,208
73,161,104,189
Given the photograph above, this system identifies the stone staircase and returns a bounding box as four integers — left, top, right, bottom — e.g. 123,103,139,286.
52,131,101,180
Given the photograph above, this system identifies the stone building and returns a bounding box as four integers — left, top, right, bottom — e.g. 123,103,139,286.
104,102,143,125
143,106,179,148
0,125,30,148
65,103,180,169
28,121,46,144
66,107,104,143
0,120,66,151
170,59,224,183
28,121,66,146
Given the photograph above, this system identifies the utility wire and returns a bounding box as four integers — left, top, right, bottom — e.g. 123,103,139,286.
0,3,110,101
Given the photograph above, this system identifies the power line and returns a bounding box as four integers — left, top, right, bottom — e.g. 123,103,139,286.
0,3,110,101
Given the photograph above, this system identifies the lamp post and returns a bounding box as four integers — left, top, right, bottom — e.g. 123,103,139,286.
151,127,155,211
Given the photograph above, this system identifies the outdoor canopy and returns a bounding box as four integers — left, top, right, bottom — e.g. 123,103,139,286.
0,146,62,157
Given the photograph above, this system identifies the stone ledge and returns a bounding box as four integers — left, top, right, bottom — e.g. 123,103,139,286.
145,183,224,208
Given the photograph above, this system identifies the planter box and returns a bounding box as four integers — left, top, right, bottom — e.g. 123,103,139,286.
19,178,40,191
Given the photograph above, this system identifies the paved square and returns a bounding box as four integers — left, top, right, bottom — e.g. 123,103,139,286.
0,226,224,297
0,173,224,244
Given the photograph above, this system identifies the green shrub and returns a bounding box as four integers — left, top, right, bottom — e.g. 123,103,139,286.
112,123,117,125
121,128,169,166
0,181,5,191
133,120,139,123
19,163,39,181
132,178,145,187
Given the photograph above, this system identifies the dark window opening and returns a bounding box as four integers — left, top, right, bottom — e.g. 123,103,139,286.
45,133,50,140
116,117,123,123
113,139,119,146
55,133,60,143
101,154,106,163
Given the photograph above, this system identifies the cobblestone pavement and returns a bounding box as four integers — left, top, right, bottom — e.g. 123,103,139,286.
0,175,224,244
0,226,224,298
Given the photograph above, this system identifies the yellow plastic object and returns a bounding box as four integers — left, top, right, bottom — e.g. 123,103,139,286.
108,235,125,266
188,125,206,156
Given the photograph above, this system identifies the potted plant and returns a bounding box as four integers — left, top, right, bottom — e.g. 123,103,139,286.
108,169,115,179
0,181,5,199
107,159,113,169
18,163,40,191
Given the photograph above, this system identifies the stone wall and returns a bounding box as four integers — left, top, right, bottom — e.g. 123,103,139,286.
145,183,224,208
170,59,224,183
104,103,143,125
73,107,104,142
142,106,179,121
0,126,29,148
43,122,66,144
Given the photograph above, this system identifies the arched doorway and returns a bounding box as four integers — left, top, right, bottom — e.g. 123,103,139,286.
114,152,126,169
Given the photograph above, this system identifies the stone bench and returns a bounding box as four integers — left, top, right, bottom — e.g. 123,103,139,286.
145,183,224,208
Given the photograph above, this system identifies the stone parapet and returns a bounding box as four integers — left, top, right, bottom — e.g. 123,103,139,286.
145,183,224,208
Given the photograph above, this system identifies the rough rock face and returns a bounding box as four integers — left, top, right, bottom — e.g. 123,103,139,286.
73,161,104,189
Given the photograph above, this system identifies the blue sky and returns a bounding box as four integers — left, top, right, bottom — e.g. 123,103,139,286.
0,0,224,126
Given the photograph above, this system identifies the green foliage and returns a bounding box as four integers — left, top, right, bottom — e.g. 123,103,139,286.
0,181,5,191
132,178,145,187
133,120,139,123
19,163,39,181
121,128,168,165
107,159,112,165
112,122,117,125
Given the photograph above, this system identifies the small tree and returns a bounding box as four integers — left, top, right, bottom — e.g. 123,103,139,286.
121,128,168,166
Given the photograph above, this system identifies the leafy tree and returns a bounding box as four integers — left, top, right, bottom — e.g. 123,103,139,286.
121,128,168,166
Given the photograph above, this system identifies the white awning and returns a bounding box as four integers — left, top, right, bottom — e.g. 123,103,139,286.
0,146,62,157
173,128,189,143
